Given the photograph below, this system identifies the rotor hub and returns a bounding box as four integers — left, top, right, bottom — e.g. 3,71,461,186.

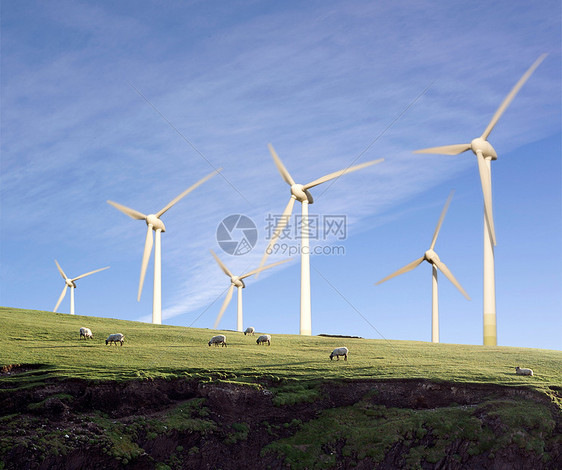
231,277,245,288
424,249,439,263
291,184,314,203
146,214,166,232
471,138,497,160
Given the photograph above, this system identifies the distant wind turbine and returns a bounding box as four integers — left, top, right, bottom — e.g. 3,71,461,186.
53,260,109,315
210,250,290,331
414,54,546,345
259,144,383,335
375,191,470,343
108,169,221,324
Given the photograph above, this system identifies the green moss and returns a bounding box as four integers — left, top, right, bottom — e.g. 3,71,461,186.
272,382,322,406
162,398,217,433
27,393,74,411
263,394,559,468
225,422,250,444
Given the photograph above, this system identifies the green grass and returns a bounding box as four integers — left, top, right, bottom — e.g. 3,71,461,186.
1,307,560,401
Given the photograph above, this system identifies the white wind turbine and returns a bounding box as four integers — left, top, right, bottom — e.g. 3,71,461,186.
108,169,220,324
259,144,384,335
53,260,109,315
210,250,291,331
376,191,470,343
414,54,546,346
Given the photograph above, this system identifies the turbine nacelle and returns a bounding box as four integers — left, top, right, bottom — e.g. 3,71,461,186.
231,276,245,288
290,184,314,203
65,279,77,288
424,249,439,264
146,214,166,232
471,138,497,160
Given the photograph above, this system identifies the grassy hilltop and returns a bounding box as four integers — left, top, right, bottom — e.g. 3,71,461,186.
1,307,560,393
1,306,561,469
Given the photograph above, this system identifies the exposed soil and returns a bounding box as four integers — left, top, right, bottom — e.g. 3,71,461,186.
1,376,561,469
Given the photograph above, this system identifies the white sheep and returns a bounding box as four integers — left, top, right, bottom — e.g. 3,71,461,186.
79,327,93,340
330,347,348,361
105,333,125,346
515,366,533,376
256,334,271,346
244,327,255,336
208,334,227,347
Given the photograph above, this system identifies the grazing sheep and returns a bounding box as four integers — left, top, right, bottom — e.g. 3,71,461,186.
208,334,227,347
330,347,348,361
244,327,255,336
105,333,125,346
79,327,93,340
515,366,533,376
256,334,271,346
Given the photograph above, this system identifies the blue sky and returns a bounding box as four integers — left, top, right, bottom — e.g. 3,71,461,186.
1,0,560,350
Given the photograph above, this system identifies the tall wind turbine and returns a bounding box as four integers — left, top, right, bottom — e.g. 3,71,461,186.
108,169,220,324
414,55,546,345
259,144,384,335
375,191,470,343
53,260,109,315
210,250,290,331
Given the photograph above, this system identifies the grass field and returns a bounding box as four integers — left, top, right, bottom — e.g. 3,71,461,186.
1,307,560,399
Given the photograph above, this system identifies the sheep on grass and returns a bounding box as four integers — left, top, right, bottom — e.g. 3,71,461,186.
515,366,533,376
79,327,93,339
256,334,271,346
208,334,227,347
244,327,255,336
330,347,348,361
106,333,125,346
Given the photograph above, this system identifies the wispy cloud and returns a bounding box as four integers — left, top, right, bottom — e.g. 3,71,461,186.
1,1,559,338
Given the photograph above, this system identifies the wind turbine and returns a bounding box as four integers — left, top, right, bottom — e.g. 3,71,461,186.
210,250,290,331
259,144,384,335
375,191,470,343
414,54,546,345
107,169,221,324
53,260,109,315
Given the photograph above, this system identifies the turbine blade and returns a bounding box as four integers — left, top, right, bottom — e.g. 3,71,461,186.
54,285,68,313
268,143,295,186
430,190,455,250
138,225,154,301
240,257,292,280
303,158,384,190
257,196,296,275
107,200,147,220
214,284,234,329
156,168,222,218
54,260,68,281
72,266,110,282
376,256,425,285
481,54,547,141
476,152,497,245
210,249,234,278
433,259,471,300
414,143,471,155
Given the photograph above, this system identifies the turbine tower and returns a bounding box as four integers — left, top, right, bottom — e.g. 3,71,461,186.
53,260,109,315
108,169,220,324
210,250,290,331
259,144,383,335
414,55,546,345
376,191,470,343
